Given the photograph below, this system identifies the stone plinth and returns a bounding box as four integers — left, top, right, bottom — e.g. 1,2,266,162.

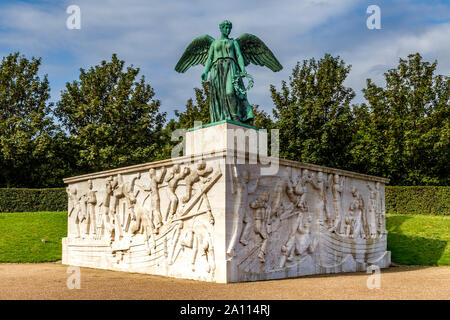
62,122,390,283
185,119,261,156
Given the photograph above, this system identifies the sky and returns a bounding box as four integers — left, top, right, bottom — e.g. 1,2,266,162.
0,0,449,120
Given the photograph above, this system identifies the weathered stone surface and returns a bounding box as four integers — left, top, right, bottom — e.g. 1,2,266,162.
62,123,390,283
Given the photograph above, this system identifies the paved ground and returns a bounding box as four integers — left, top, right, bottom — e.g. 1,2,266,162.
0,262,448,299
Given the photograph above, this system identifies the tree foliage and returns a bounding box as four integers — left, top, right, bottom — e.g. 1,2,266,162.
351,53,449,185
251,105,274,129
0,53,62,187
270,54,356,169
174,81,210,129
55,54,166,173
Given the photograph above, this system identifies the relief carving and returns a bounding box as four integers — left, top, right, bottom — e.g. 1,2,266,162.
310,171,332,227
136,167,167,235
247,191,271,263
231,166,389,277
345,187,365,239
67,186,82,238
64,156,389,282
182,161,213,204
367,182,386,238
165,164,190,220
226,165,259,260
86,179,98,238
366,183,378,239
280,213,315,268
329,174,345,234
66,160,222,280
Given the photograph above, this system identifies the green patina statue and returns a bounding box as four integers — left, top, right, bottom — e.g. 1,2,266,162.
175,20,282,124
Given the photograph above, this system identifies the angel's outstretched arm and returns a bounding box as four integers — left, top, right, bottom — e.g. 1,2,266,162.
233,40,246,74
202,44,214,81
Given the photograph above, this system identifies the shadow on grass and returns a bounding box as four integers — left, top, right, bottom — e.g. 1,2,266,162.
386,215,448,266
387,233,447,266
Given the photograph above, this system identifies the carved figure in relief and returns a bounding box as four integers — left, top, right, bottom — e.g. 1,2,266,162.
366,183,378,239
179,211,216,274
238,171,261,247
97,176,115,241
296,172,308,210
301,169,313,185
136,168,167,254
182,161,213,204
310,171,332,227
86,179,97,237
110,174,126,240
77,192,88,238
136,167,167,237
248,191,271,263
165,164,190,220
270,178,290,219
123,173,141,234
193,214,216,275
281,172,308,218
227,166,259,258
345,187,365,239
170,176,217,275
367,182,386,236
280,213,314,267
67,186,82,238
375,182,387,236
329,174,345,234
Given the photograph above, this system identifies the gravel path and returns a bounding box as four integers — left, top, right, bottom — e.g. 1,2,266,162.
0,263,448,300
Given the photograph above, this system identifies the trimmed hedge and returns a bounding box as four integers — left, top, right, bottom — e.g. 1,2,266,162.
386,186,450,216
0,188,67,212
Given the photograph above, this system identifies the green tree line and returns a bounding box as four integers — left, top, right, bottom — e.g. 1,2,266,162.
0,52,448,187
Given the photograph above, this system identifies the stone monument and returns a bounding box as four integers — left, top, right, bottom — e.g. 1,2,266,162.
62,21,390,283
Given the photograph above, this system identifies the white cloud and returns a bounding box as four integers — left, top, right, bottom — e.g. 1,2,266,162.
340,23,450,104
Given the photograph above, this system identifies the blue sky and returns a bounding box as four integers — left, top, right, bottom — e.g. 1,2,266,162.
0,0,449,120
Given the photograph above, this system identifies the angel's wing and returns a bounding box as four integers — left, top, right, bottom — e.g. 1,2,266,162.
236,33,283,72
174,34,214,73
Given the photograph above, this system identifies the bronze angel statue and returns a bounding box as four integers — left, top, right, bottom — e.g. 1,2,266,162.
175,20,282,124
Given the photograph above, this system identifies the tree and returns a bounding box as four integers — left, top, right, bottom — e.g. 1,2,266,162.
270,54,356,169
0,53,60,187
352,53,449,185
174,81,210,129
55,54,166,173
251,105,275,129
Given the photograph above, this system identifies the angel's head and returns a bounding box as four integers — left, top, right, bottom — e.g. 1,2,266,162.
219,20,232,37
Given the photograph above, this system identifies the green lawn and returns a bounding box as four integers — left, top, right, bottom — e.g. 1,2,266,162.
387,214,449,266
0,211,67,262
